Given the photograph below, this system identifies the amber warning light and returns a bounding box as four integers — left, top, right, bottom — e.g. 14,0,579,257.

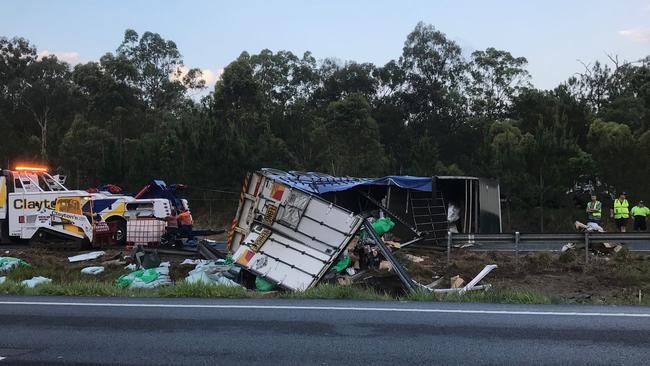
15,166,48,172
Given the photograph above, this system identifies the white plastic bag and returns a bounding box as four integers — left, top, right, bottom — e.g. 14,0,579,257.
81,266,105,275
22,276,52,288
447,203,460,223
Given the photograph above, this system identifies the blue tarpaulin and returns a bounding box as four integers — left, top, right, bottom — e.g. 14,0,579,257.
261,169,433,194
134,180,186,211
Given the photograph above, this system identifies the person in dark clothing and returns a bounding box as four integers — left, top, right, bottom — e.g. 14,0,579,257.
631,201,649,232
162,209,180,246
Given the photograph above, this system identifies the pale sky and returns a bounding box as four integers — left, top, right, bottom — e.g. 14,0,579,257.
1,0,649,90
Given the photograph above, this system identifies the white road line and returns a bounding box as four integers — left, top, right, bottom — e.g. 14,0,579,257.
1,300,650,318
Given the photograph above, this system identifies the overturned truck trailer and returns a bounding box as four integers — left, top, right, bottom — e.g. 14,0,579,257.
245,169,502,246
228,169,500,293
229,171,363,291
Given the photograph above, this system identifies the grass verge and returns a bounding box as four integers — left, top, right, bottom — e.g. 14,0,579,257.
0,277,558,305
0,280,251,298
403,288,554,304
282,284,392,300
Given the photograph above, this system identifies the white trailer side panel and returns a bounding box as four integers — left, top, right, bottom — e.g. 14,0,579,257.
231,172,362,291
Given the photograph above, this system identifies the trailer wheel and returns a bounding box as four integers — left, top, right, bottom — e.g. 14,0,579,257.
107,217,127,246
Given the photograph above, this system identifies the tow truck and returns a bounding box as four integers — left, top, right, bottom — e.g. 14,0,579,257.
0,166,92,244
30,195,116,249
1,166,174,248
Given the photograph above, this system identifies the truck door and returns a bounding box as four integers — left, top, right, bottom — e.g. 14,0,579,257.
478,178,502,233
7,176,26,237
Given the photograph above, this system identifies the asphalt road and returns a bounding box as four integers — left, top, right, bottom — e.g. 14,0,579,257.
1,296,650,365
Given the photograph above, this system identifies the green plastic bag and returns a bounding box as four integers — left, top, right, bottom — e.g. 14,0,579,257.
371,218,395,237
116,268,161,288
255,276,277,291
0,257,29,272
332,255,351,273
361,217,396,240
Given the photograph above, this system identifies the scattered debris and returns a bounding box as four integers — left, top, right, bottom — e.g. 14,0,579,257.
448,202,461,233
192,239,227,252
574,221,604,233
0,276,6,284
450,275,465,288
403,254,425,263
116,266,172,289
180,259,200,265
185,259,240,287
197,240,226,260
431,265,498,294
101,259,126,267
456,242,475,249
81,266,105,275
22,276,52,288
379,261,393,272
594,242,624,255
68,251,105,263
0,257,29,272
562,241,624,255
399,237,424,249
561,243,576,252
332,256,352,273
131,245,161,269
142,247,197,257
424,276,445,289
337,276,353,285
255,276,277,291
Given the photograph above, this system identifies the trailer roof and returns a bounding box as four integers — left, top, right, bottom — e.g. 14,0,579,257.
260,169,478,194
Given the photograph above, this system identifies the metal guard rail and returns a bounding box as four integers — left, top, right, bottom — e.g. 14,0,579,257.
446,231,650,265
449,232,650,243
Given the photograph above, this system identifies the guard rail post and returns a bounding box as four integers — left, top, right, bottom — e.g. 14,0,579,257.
515,231,520,267
584,231,590,271
447,231,452,264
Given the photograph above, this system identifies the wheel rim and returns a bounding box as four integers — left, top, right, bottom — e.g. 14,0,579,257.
115,228,125,242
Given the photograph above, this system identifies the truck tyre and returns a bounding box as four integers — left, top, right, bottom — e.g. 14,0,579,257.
107,217,127,246
0,219,8,244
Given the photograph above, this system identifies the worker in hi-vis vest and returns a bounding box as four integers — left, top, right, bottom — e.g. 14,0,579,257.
630,200,649,232
610,192,630,232
586,194,602,223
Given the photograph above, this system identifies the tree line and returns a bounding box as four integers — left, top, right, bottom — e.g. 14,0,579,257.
1,23,649,231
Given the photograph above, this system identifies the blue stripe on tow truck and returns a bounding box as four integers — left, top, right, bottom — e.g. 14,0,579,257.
83,199,118,213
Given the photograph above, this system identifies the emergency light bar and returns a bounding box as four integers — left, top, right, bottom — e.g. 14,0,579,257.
15,166,48,172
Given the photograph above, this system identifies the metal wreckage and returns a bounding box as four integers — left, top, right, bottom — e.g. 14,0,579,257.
228,169,502,294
